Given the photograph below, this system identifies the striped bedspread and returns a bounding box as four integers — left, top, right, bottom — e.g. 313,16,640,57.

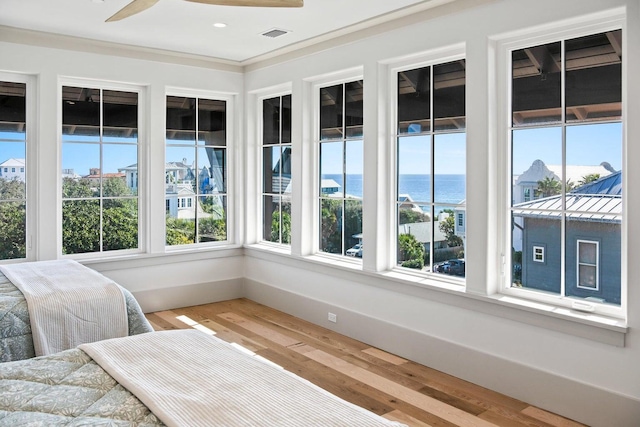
0,260,128,356
81,330,407,427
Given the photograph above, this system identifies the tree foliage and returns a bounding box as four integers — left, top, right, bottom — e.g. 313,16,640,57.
0,179,26,260
62,178,138,254
399,208,430,225
398,233,425,269
535,176,561,198
578,173,600,186
271,209,291,244
438,210,463,247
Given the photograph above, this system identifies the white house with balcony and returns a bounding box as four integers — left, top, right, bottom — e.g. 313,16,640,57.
0,158,25,181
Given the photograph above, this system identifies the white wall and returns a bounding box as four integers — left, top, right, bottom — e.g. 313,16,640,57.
0,37,246,308
243,0,640,425
1,0,639,424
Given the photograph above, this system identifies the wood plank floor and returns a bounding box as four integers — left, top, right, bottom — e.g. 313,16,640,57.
146,298,585,427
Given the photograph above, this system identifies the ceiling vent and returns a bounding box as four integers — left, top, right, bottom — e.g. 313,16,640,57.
261,28,290,38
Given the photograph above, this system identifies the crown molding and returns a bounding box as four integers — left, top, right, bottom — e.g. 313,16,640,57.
0,25,243,73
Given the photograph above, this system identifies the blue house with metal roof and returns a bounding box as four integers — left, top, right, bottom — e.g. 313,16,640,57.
515,172,621,305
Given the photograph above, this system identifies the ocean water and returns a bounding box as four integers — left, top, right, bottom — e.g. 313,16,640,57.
322,174,465,206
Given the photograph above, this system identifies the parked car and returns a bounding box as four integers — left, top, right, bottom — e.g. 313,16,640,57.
346,243,363,257
436,259,465,276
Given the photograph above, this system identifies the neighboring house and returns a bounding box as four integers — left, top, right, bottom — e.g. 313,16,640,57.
118,163,139,191
512,159,615,250
320,179,341,196
514,171,621,305
165,183,214,220
513,159,615,204
0,158,25,181
398,220,448,251
81,168,126,186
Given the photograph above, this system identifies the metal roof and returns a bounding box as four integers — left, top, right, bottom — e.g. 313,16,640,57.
514,171,622,222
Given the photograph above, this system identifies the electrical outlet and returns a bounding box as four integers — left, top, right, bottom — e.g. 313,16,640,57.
328,312,337,323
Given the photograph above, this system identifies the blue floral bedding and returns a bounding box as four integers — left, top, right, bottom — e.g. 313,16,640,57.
0,347,165,426
0,271,153,363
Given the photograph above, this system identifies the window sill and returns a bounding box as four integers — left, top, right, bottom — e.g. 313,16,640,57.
244,246,627,347
77,244,244,271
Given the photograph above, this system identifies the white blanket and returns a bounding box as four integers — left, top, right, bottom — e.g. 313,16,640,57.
0,259,127,356
80,330,406,427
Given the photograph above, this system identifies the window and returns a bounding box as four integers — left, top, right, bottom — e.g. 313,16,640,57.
396,60,466,274
509,29,622,307
11,168,15,173
61,86,140,255
318,81,363,256
165,95,227,246
20,168,24,173
533,246,545,263
457,213,464,227
0,80,27,260
262,95,291,245
577,240,599,290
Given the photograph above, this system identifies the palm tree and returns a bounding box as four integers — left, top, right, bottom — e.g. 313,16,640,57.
535,176,562,198
578,173,600,186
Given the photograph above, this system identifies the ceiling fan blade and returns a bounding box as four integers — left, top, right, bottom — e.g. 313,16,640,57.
106,0,160,22
185,0,303,7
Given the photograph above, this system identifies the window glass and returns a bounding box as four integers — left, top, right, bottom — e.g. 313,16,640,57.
61,86,139,255
319,81,363,257
510,30,622,307
396,61,466,276
262,95,292,245
166,96,227,245
0,81,27,260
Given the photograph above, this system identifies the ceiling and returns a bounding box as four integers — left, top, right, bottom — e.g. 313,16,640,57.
0,0,450,64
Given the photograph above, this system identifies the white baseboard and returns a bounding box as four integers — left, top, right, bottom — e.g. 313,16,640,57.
244,278,640,427
133,278,244,313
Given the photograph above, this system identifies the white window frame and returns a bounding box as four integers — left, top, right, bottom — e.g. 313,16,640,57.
58,78,146,259
533,245,545,263
577,239,599,290
259,91,293,248
308,68,364,262
495,13,626,319
164,88,235,250
0,72,36,262
386,46,466,281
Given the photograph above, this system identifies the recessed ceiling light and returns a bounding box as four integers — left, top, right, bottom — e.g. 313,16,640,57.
213,23,227,28
91,0,105,3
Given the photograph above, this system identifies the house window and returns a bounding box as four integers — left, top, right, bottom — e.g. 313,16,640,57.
11,168,15,173
20,168,24,173
61,85,139,255
509,29,622,307
0,80,27,260
577,240,599,290
262,94,291,245
319,80,363,256
533,246,545,263
457,213,464,228
396,60,466,274
165,95,227,245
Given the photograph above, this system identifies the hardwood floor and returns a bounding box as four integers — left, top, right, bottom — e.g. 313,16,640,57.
146,298,585,427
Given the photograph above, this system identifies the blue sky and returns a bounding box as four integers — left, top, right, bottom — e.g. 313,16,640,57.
1,121,622,177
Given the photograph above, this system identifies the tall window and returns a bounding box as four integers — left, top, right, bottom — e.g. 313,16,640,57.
0,81,27,260
61,86,139,255
165,96,227,246
396,60,466,275
318,81,363,257
262,95,292,245
509,30,622,307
